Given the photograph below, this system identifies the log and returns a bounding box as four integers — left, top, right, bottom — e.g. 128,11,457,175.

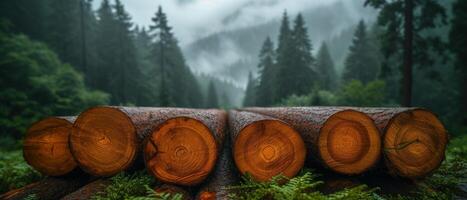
23,116,77,176
356,107,448,178
70,107,225,180
154,184,193,200
143,109,227,186
242,107,381,175
60,179,111,200
0,172,94,200
228,110,306,182
196,137,238,200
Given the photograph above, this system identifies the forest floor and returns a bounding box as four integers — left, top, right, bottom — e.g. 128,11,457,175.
0,134,466,200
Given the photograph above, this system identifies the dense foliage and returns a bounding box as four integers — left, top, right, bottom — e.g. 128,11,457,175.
0,27,108,138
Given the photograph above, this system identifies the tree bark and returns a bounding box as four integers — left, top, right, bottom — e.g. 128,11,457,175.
228,110,306,182
23,116,77,176
242,107,381,175
403,0,413,106
0,172,94,200
196,137,238,200
60,179,110,200
142,109,227,186
355,107,448,178
71,106,226,185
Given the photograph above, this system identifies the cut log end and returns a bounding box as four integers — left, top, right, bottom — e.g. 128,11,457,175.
319,110,381,175
144,117,218,186
233,120,306,182
70,107,137,176
384,109,448,178
23,117,76,176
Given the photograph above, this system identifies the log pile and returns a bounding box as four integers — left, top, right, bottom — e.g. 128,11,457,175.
0,106,448,199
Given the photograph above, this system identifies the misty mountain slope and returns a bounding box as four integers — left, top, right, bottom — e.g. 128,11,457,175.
195,73,245,107
184,0,377,87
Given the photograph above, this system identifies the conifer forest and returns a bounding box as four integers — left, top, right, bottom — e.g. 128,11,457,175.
0,0,466,199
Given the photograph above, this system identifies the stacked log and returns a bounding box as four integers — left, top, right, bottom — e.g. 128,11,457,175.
0,172,94,200
71,106,226,186
142,109,226,186
23,116,77,176
228,110,306,182
356,107,448,178
196,137,238,200
242,107,382,175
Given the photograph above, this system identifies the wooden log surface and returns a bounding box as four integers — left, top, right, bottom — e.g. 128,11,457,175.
143,109,227,186
196,137,238,200
60,179,111,200
0,172,94,200
23,116,77,176
355,107,448,178
242,107,381,175
70,107,225,181
228,110,306,182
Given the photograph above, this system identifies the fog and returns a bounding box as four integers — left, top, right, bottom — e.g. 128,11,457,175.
93,0,377,89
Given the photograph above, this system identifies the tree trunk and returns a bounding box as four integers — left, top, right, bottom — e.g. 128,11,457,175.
155,184,193,200
60,179,110,200
355,107,448,178
142,109,227,186
403,0,413,106
242,107,381,175
228,110,306,182
196,137,238,200
0,172,94,200
71,107,226,186
23,116,77,176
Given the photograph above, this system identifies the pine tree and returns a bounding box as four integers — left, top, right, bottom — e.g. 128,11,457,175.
95,0,116,94
149,6,202,107
450,0,467,125
112,0,142,104
256,37,276,106
289,13,316,95
243,72,257,107
275,12,315,102
206,81,219,108
47,0,81,71
316,42,338,91
342,20,380,84
365,0,447,106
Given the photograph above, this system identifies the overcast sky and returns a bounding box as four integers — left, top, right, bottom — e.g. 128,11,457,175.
93,0,341,46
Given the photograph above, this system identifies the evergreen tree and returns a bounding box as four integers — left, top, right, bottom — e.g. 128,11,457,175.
149,6,202,107
275,12,315,102
206,81,219,108
256,37,276,106
47,0,81,71
112,0,142,104
449,0,467,125
342,20,380,84
243,72,257,107
365,0,447,106
316,42,338,90
95,0,116,94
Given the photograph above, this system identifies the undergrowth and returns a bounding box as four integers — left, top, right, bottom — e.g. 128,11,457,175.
0,150,41,193
91,171,181,200
228,171,383,200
